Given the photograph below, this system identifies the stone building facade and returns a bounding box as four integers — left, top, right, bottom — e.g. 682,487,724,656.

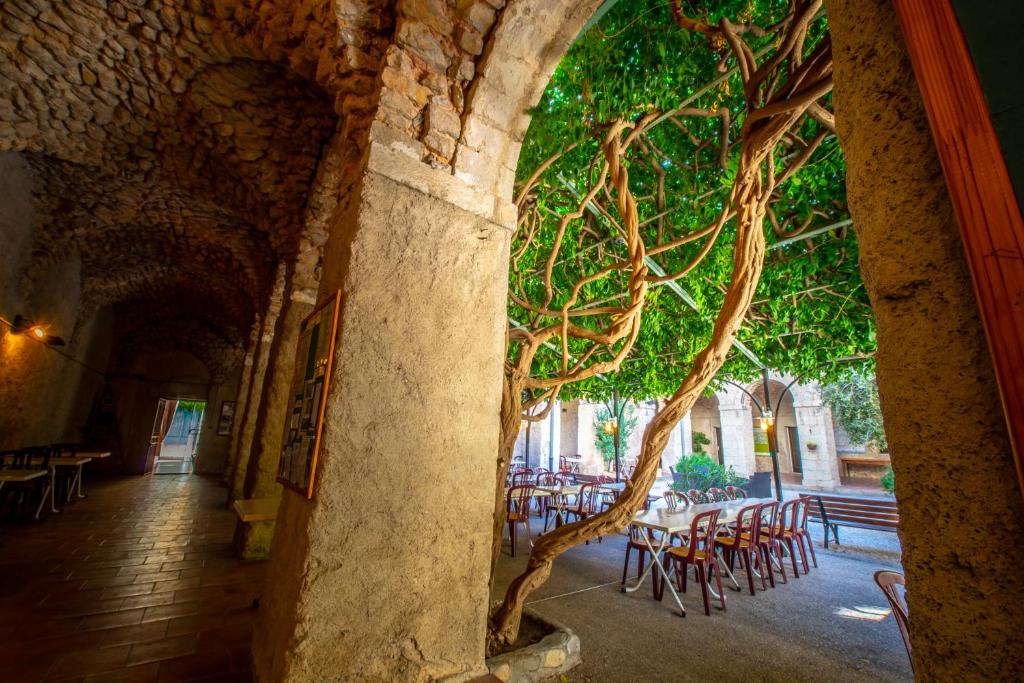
514,372,852,490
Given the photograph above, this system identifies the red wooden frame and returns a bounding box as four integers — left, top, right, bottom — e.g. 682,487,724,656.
893,0,1024,501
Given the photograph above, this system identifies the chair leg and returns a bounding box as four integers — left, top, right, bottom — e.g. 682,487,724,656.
509,521,517,558
762,546,776,588
803,532,818,568
742,549,756,595
787,538,801,577
775,542,788,584
712,561,726,611
621,546,632,585
697,564,711,616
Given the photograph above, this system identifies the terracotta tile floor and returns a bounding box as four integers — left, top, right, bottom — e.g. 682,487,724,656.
0,475,264,682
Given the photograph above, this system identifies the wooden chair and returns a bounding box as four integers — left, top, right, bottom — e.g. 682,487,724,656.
874,570,913,673
657,508,726,615
796,495,819,570
775,498,805,577
663,491,683,510
715,503,767,595
535,472,558,518
505,484,535,557
0,447,53,522
558,455,570,473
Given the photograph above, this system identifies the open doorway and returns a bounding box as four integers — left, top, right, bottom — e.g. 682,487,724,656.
147,399,206,475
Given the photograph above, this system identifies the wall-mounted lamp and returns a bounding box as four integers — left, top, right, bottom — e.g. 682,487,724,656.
602,418,618,436
9,315,65,346
758,412,775,431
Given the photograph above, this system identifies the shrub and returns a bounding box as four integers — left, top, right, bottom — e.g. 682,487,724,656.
880,465,895,494
672,453,747,492
691,430,711,453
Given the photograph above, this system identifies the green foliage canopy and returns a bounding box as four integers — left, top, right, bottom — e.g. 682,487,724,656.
510,0,876,405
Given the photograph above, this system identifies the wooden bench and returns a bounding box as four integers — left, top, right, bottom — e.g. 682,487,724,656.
807,494,899,548
839,456,891,478
232,497,278,523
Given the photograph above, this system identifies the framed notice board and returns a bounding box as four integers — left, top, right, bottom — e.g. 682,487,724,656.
277,290,341,498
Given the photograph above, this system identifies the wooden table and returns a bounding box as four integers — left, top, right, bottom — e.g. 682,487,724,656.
75,451,112,459
625,497,790,615
25,456,92,517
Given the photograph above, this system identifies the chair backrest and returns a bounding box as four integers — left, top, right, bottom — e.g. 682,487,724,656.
597,474,614,484
559,455,569,472
798,495,813,531
680,509,721,562
874,570,913,672
534,467,551,477
778,498,801,535
537,472,558,487
506,484,535,516
664,492,679,510
725,485,747,499
554,472,575,485
576,482,600,514
511,469,533,486
756,501,780,543
719,503,761,549
50,442,79,457
707,487,728,502
685,489,708,504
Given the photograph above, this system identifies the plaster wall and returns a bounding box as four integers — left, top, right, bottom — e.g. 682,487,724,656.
0,152,112,450
827,0,1024,676
254,151,509,681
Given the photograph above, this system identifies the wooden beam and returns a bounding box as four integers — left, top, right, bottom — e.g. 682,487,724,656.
892,0,1024,501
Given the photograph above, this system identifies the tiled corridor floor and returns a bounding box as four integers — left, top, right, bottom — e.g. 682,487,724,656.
0,475,263,682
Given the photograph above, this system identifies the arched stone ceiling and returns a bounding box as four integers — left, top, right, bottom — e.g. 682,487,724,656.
0,0,391,369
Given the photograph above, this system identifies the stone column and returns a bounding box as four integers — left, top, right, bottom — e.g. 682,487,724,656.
228,264,287,502
679,411,693,457
576,401,602,474
827,0,1024,677
222,335,257,485
718,386,755,475
253,143,510,682
790,383,839,490
235,283,316,559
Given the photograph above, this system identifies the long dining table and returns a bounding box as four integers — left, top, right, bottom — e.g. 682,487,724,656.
623,497,793,616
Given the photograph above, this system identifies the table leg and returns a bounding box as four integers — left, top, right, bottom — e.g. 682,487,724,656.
75,463,87,499
622,531,686,617
49,466,59,513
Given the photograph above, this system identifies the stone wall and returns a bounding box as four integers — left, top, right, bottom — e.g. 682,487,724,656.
827,0,1024,676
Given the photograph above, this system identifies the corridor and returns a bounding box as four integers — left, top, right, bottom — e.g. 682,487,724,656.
0,476,262,682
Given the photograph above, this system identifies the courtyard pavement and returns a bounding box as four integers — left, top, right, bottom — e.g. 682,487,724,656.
493,502,911,683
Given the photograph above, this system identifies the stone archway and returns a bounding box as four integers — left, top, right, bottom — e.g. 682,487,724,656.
59,0,1007,679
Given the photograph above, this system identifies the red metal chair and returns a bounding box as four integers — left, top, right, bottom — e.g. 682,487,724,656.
874,570,913,673
714,503,767,595
511,468,533,486
796,495,819,570
725,485,747,499
505,484,535,557
754,501,787,587
657,508,725,615
685,489,709,504
549,482,602,543
775,498,805,577
707,487,729,502
621,525,665,597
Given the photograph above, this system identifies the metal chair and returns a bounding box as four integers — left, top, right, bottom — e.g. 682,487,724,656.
874,570,913,673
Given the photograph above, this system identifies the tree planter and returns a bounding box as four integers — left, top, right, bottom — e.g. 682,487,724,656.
486,611,580,682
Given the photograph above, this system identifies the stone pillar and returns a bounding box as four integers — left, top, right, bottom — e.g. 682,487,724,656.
236,284,316,559
679,411,693,457
790,383,839,490
228,264,287,502
827,0,1024,677
222,335,257,485
576,401,602,474
718,386,755,476
253,144,510,682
